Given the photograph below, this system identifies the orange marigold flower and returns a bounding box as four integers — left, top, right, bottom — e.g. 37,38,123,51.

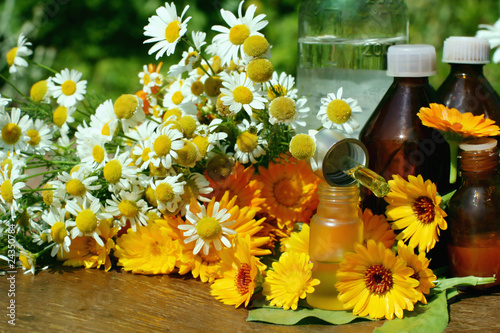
361,208,396,249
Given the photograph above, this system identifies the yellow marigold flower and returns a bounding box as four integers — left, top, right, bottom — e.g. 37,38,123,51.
280,223,309,255
385,174,448,253
114,222,181,274
335,240,420,320
210,235,260,308
397,241,436,305
361,208,396,249
262,251,320,310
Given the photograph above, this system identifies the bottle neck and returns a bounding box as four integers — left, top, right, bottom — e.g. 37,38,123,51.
316,182,360,219
448,63,485,76
393,76,430,86
459,147,499,179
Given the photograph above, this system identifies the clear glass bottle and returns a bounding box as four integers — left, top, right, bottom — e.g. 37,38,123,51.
359,44,452,215
447,138,500,289
307,182,363,310
437,36,500,143
297,0,408,137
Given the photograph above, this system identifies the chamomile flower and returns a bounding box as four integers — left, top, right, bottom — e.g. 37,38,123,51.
0,94,11,111
90,99,119,140
114,94,145,132
317,87,362,134
0,166,25,218
6,33,32,74
151,173,186,213
105,189,150,231
48,68,87,108
168,46,201,77
178,199,237,256
52,105,77,130
220,72,267,116
43,207,71,257
66,197,112,247
52,166,101,201
0,107,30,153
30,79,51,103
25,118,53,153
139,64,161,94
212,1,268,66
268,96,309,129
234,119,267,164
75,125,109,168
181,172,213,207
149,125,185,169
163,79,197,114
144,3,192,59
102,148,138,193
266,71,298,100
181,76,205,104
192,118,228,158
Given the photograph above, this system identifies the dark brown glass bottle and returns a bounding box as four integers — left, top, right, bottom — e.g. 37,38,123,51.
437,37,500,143
447,138,500,289
360,45,452,215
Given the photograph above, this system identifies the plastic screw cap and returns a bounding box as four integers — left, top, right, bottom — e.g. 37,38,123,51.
386,44,437,77
442,36,490,64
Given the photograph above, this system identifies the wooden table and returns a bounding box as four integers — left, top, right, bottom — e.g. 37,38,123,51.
1,267,499,333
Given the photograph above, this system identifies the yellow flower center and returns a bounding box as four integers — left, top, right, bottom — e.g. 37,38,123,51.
236,131,258,153
150,241,163,257
143,73,151,86
267,84,287,100
273,178,301,207
247,58,274,83
70,165,81,174
165,20,181,43
61,80,77,96
30,80,48,102
179,116,197,138
191,80,204,96
6,47,18,66
172,91,184,105
233,86,253,105
1,179,14,203
211,56,222,74
243,35,269,58
326,99,352,124
184,50,198,65
16,210,30,227
192,135,209,157
118,200,139,217
176,140,198,167
154,134,172,157
163,108,182,121
101,121,112,136
229,24,250,45
103,159,122,184
412,196,436,224
92,145,105,163
142,147,151,162
66,179,86,197
27,129,41,146
114,94,138,120
2,123,21,145
269,96,296,122
180,179,199,204
53,106,68,127
155,182,175,203
204,75,223,97
1,159,13,176
235,263,252,295
75,209,98,233
216,93,234,117
196,216,222,241
290,134,315,161
42,183,54,205
51,221,67,244
364,264,393,294
145,185,158,207
19,253,32,270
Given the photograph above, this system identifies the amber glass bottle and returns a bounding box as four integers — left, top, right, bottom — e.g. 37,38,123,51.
307,182,363,310
360,45,451,214
437,36,500,143
447,138,500,288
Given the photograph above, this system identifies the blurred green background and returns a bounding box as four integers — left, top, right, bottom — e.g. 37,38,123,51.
1,0,500,100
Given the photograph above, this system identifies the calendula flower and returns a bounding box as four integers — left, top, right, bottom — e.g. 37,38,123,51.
211,1,268,66
262,251,319,310
317,87,362,134
362,208,396,249
335,240,420,320
48,68,87,108
144,3,191,59
210,235,259,308
256,157,320,229
397,241,436,305
234,119,267,164
280,223,309,255
6,33,32,74
220,72,267,116
115,222,182,274
385,174,448,253
64,220,118,272
0,107,30,154
417,103,500,183
476,19,500,63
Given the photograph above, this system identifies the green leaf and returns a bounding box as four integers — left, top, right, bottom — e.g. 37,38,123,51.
373,291,448,333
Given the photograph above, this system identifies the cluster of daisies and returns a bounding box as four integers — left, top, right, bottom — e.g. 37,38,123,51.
3,0,496,321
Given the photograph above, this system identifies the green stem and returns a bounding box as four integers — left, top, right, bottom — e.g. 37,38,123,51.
0,73,28,99
15,169,64,183
448,140,459,184
29,60,58,74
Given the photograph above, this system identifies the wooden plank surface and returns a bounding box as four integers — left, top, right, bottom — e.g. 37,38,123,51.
1,267,499,333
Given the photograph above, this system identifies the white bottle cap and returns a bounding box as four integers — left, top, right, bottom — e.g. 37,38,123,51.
387,44,437,77
442,36,490,64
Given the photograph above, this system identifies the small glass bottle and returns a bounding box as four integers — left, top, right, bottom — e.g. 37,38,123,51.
359,44,452,214
307,182,363,310
447,138,500,288
437,36,500,143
